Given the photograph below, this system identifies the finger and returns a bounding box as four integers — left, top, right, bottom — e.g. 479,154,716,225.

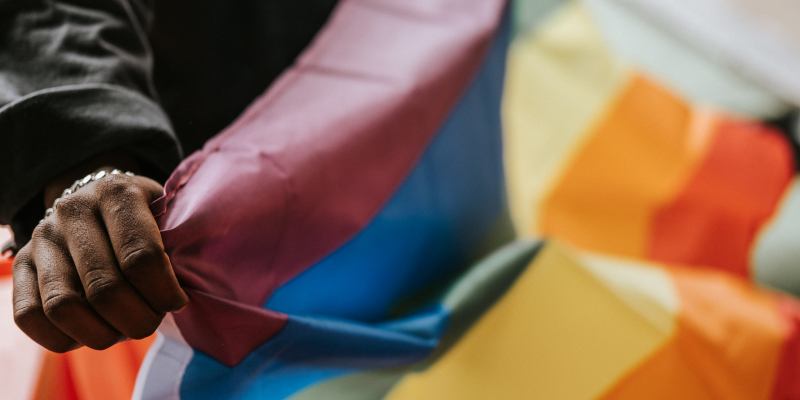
32,223,124,350
57,194,163,339
12,245,80,353
135,175,166,202
98,175,188,312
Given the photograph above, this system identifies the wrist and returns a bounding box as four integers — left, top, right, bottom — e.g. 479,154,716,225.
44,152,141,208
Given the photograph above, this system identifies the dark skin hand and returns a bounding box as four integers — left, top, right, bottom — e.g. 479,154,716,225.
12,153,188,352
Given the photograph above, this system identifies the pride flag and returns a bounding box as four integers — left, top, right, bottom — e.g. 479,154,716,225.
4,0,800,399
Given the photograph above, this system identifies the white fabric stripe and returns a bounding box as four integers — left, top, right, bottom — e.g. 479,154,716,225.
132,314,194,400
617,0,800,107
754,179,800,298
581,0,789,118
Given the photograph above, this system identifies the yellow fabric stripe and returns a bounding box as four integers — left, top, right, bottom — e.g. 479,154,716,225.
385,242,677,400
503,1,629,238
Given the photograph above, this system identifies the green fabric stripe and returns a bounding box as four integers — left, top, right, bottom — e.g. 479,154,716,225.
287,369,409,400
512,0,567,38
429,240,542,365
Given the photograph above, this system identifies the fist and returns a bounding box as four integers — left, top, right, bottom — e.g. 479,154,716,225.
12,171,188,352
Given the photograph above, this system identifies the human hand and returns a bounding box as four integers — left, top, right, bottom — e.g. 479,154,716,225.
12,166,188,352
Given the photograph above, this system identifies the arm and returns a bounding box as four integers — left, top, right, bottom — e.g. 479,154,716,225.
1,0,187,352
0,0,182,244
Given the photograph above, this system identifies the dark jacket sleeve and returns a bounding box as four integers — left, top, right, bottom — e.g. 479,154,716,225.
0,0,182,246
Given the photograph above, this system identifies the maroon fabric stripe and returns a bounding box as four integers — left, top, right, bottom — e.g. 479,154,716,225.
175,290,288,367
154,0,507,366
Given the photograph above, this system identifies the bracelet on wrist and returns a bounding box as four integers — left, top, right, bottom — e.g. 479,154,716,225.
40,169,135,224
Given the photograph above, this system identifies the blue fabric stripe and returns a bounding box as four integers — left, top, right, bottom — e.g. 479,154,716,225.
178,12,510,400
265,11,510,323
180,307,447,400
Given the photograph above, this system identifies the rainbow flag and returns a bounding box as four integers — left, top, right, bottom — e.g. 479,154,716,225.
5,0,800,399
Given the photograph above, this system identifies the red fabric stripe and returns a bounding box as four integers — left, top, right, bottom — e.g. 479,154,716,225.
770,296,800,400
0,255,11,278
647,119,793,277
32,351,80,400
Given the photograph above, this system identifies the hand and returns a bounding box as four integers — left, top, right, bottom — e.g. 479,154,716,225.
12,163,188,352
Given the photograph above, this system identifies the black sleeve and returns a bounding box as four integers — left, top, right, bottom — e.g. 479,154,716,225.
0,0,183,246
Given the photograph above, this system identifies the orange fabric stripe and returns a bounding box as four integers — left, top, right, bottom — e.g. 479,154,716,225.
648,119,794,277
539,75,712,258
32,337,154,400
600,267,787,400
769,296,800,400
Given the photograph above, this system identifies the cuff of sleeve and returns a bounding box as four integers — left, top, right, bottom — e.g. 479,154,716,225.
0,84,182,240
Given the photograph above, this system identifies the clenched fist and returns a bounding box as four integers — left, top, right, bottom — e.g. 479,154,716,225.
12,161,188,353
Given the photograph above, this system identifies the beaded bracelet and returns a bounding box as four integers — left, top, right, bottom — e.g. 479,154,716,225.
41,169,134,223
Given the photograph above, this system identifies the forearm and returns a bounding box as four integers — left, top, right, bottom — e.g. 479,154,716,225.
0,0,158,101
0,0,181,245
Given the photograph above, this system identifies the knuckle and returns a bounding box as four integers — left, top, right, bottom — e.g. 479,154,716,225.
42,292,82,320
54,193,92,219
13,301,80,353
11,249,33,272
38,268,71,292
98,174,140,199
119,247,159,275
31,219,59,243
83,270,121,305
13,300,43,328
